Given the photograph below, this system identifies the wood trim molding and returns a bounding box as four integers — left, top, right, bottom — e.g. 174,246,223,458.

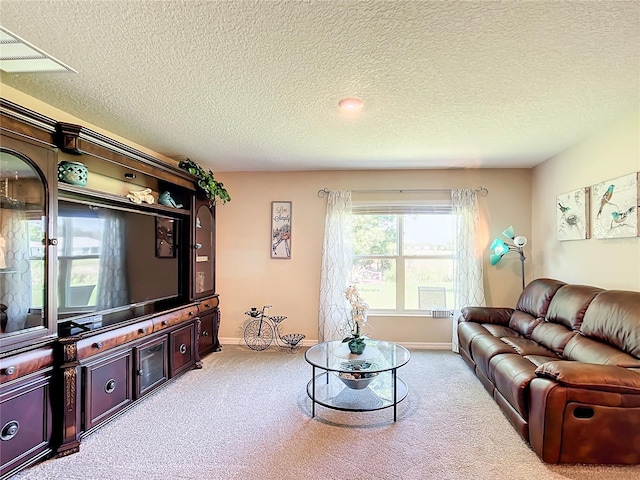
55,122,196,190
0,98,57,146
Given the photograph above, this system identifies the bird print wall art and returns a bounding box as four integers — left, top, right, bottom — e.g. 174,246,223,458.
590,172,639,239
556,187,589,241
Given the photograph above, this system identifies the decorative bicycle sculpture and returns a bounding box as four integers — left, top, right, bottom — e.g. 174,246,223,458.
243,305,305,352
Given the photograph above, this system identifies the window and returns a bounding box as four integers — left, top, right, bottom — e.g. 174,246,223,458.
352,204,455,314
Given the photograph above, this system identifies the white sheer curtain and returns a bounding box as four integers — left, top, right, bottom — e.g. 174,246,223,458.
318,190,353,342
0,208,31,332
96,210,129,310
451,189,486,352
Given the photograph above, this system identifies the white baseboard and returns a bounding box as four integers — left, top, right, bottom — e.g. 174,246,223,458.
219,337,452,351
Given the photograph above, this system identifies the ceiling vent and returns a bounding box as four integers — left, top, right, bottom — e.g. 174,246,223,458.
0,26,76,73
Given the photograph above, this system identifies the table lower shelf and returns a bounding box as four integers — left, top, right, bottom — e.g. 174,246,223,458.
307,371,408,413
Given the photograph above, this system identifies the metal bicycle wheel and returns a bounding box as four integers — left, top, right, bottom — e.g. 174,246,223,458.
243,319,274,351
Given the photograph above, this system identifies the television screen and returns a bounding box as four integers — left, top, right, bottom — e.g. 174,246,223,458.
57,200,183,324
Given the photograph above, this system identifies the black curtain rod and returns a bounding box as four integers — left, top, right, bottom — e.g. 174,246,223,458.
317,186,489,198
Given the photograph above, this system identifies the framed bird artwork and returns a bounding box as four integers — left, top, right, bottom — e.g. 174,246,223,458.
590,172,639,239
556,187,590,241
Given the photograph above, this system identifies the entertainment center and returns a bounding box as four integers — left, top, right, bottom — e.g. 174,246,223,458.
0,99,220,479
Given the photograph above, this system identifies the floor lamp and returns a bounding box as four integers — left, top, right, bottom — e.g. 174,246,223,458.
489,226,528,290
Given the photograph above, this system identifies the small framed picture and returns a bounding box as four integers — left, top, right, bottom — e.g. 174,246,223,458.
156,217,175,257
271,201,291,259
590,172,639,239
556,187,590,241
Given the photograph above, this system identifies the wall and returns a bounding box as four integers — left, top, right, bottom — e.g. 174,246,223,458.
215,169,532,347
531,110,640,290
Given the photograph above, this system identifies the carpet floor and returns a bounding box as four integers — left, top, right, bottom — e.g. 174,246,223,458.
12,345,640,480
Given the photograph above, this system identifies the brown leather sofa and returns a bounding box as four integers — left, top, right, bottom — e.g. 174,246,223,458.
457,278,640,464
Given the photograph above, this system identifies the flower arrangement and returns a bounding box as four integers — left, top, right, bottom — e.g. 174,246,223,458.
341,285,369,344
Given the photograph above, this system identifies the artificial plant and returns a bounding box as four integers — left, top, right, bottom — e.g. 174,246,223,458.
178,159,231,205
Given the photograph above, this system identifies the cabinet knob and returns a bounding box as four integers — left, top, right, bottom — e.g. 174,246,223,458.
104,379,116,394
137,369,144,376
1,420,19,441
194,243,202,250
48,238,59,246
94,341,103,349
139,327,147,334
202,330,209,337
2,366,16,376
179,344,187,355
188,311,194,316
204,303,211,309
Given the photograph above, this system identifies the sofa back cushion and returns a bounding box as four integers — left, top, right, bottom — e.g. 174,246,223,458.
563,334,640,367
529,284,603,355
515,278,566,318
508,278,566,337
580,290,640,359
546,284,603,330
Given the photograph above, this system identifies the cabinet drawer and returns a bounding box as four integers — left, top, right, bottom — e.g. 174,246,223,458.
199,313,215,353
0,374,52,477
0,348,54,384
152,305,198,333
197,296,219,315
83,350,132,430
77,320,154,360
170,324,195,377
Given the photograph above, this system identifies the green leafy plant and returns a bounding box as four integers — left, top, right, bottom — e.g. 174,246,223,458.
178,159,231,205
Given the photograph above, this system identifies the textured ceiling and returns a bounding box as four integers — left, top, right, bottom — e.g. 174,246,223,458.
0,0,638,172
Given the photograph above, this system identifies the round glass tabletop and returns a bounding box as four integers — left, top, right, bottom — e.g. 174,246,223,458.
305,339,411,373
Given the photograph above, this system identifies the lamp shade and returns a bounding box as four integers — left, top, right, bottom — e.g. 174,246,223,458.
490,238,509,256
503,226,516,239
490,253,503,265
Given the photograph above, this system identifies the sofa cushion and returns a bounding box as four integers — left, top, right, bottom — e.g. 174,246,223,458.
515,278,566,318
501,337,560,358
563,334,640,367
509,310,542,338
491,353,539,419
471,335,517,382
457,322,490,356
484,324,520,338
523,354,560,367
580,290,640,358
546,284,603,330
531,322,577,356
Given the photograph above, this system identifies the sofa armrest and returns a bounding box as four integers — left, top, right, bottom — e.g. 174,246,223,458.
460,306,514,326
535,361,640,394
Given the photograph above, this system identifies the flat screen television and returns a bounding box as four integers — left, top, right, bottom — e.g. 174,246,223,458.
57,199,186,333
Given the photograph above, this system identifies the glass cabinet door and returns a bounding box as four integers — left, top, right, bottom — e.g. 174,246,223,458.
193,202,215,298
0,151,47,340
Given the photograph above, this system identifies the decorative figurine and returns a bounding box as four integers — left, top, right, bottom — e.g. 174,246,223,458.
158,191,183,208
126,188,155,204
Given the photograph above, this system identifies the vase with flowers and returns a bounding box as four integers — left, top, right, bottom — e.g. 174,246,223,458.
341,285,369,354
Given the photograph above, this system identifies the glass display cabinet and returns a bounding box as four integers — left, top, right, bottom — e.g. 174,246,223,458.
193,198,215,299
0,137,56,352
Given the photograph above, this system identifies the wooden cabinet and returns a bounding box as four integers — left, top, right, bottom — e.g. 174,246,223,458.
0,372,53,478
198,295,221,355
135,336,168,398
1,98,221,478
1,101,58,479
192,197,216,299
83,350,132,430
169,323,195,376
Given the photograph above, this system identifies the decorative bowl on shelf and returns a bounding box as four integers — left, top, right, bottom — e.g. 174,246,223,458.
336,360,378,389
58,161,88,186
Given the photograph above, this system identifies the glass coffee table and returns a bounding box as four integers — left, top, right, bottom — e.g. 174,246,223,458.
305,339,410,421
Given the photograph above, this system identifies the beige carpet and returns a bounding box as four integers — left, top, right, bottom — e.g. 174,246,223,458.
13,346,640,480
